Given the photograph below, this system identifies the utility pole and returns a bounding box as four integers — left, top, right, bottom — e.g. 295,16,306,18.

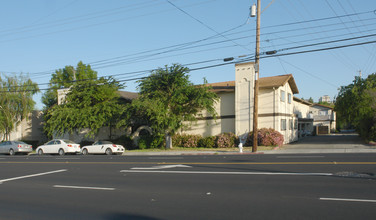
252,0,261,152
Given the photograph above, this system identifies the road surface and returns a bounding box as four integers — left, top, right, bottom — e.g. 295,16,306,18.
0,153,375,219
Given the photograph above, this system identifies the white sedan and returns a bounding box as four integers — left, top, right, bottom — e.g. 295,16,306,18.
36,139,81,156
81,141,124,155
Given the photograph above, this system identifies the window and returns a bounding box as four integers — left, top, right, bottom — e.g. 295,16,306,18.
294,120,298,130
281,119,286,130
319,110,328,115
289,119,293,130
288,93,292,104
281,90,285,102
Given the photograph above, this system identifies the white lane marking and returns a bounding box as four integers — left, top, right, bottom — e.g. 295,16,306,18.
276,156,325,158
53,185,115,191
148,157,183,160
121,170,332,176
320,198,376,203
55,158,81,160
0,169,67,184
131,164,192,170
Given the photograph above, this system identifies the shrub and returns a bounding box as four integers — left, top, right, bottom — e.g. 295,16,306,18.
216,132,238,148
112,135,135,150
198,136,216,148
138,134,164,149
172,134,201,148
246,128,284,147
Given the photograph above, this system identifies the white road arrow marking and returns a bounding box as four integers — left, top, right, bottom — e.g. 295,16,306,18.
131,164,192,170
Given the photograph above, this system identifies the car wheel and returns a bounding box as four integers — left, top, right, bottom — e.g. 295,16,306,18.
82,149,88,155
58,148,65,156
38,149,43,155
9,148,15,156
105,148,112,155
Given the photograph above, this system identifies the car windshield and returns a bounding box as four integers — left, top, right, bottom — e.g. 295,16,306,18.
63,140,76,144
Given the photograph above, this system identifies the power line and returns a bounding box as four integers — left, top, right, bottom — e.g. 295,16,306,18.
8,11,375,78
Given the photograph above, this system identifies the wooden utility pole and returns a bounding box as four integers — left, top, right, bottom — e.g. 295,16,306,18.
252,0,261,152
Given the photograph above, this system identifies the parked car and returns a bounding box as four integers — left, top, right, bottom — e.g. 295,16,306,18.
81,141,125,155
0,141,33,155
36,139,80,156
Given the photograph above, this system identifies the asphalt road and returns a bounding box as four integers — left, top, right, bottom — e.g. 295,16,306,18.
0,153,376,220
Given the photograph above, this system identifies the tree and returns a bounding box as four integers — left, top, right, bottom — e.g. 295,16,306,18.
42,61,98,108
118,64,218,149
308,97,314,103
43,76,124,138
335,74,376,141
0,74,39,141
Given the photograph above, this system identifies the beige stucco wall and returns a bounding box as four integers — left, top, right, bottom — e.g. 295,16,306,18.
235,62,255,136
259,84,298,144
293,100,311,119
183,92,235,137
8,111,47,144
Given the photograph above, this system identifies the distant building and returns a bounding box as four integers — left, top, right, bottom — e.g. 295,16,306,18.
319,95,331,103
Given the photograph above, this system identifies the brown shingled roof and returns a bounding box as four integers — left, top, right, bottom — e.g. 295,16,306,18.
205,81,235,93
206,74,299,94
259,74,299,94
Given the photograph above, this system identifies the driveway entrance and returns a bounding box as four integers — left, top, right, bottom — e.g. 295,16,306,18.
275,132,376,153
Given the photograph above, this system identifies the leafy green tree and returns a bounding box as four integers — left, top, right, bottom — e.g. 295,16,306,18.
118,64,218,149
335,74,376,141
0,74,39,141
308,97,314,103
42,61,98,108
43,76,124,138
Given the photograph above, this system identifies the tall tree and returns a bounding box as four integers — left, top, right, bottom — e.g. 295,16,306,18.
42,61,98,108
0,74,39,141
335,74,376,141
118,64,218,149
43,76,124,138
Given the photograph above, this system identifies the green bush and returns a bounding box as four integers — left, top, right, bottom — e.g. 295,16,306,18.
138,134,164,149
216,132,238,148
198,136,216,148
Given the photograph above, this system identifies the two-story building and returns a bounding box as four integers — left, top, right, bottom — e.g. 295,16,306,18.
183,62,312,144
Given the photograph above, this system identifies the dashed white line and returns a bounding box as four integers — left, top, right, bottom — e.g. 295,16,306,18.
276,156,325,158
0,169,67,184
55,158,81,160
320,198,376,203
121,170,333,176
53,185,115,191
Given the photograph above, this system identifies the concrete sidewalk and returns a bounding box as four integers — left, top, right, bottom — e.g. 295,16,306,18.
124,133,376,156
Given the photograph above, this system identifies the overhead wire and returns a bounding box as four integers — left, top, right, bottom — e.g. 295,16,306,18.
9,9,375,79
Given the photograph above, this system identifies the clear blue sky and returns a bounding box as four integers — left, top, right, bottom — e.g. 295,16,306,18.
0,0,375,110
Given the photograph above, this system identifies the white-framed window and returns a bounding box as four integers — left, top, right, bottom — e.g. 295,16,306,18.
281,119,286,131
281,90,286,102
288,93,292,104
